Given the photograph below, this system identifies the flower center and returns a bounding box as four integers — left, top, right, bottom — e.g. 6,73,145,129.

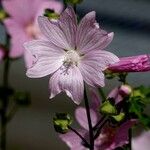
26,22,41,39
64,50,80,67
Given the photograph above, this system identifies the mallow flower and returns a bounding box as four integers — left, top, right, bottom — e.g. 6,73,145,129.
24,6,119,104
2,0,63,66
108,54,150,72
60,89,136,150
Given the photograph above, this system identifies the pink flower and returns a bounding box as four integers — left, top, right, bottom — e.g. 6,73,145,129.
60,90,136,149
108,54,150,72
24,7,119,104
2,0,63,67
132,131,150,150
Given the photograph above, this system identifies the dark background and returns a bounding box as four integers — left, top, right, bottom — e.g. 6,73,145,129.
0,0,150,149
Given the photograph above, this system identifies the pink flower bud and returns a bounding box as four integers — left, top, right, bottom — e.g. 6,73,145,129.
108,54,150,72
119,84,132,97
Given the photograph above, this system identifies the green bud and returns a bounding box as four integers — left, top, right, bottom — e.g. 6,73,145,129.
0,9,8,21
44,9,60,20
65,0,83,5
53,113,72,134
112,112,125,122
100,101,117,115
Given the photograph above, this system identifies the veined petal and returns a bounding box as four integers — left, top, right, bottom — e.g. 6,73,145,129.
76,10,114,54
75,107,98,130
59,129,87,150
49,66,84,104
24,40,65,78
79,62,105,87
38,7,77,50
79,50,119,87
58,6,77,49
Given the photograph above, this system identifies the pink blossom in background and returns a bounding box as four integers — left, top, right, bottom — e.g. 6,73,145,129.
2,0,63,67
60,90,136,149
132,131,150,150
24,6,119,104
108,54,150,72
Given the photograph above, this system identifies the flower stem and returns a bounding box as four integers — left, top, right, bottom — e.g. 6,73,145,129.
94,119,108,139
68,126,90,148
84,85,94,150
128,128,132,150
93,116,106,130
98,88,106,102
1,57,10,150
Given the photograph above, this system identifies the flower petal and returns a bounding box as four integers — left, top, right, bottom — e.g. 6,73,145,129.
24,40,65,78
59,129,87,150
132,131,150,150
75,107,98,130
4,19,28,58
49,66,84,104
79,50,119,87
110,120,137,149
38,7,77,50
2,0,36,25
76,11,114,54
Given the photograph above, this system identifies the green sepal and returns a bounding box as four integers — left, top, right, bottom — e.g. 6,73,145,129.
65,0,83,5
53,113,72,134
100,101,117,116
111,112,125,122
44,9,60,20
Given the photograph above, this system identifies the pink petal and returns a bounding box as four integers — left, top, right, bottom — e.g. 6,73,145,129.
108,54,150,72
108,87,123,104
90,89,101,110
24,40,65,78
38,7,77,50
49,66,84,104
75,107,98,130
110,120,137,149
132,131,150,150
58,6,77,49
79,50,119,87
4,19,28,58
76,10,114,54
59,129,87,150
2,0,36,25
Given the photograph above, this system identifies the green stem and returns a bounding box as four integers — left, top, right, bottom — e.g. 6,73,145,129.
84,85,94,150
98,88,106,102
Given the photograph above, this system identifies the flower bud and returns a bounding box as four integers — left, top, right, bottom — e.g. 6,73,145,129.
100,101,117,115
53,113,72,134
112,112,125,122
44,9,60,20
119,84,132,97
65,0,84,5
0,9,8,21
